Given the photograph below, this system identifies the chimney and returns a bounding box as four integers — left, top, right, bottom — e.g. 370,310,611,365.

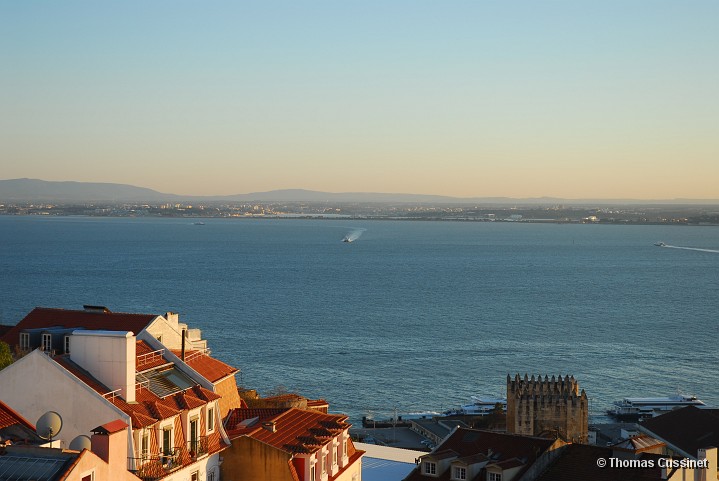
83,305,110,313
262,421,277,433
91,420,129,469
165,312,179,326
181,329,186,361
70,331,136,403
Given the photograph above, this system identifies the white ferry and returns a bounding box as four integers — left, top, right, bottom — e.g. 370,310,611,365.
608,395,705,420
446,397,507,416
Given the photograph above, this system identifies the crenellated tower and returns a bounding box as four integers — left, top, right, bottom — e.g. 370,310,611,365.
506,374,588,443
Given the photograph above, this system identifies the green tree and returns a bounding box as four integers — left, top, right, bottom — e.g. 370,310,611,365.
0,341,13,370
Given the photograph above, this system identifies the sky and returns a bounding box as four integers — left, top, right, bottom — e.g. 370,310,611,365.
1,1,718,199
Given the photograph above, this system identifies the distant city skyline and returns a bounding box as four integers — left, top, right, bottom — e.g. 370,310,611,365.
2,1,717,199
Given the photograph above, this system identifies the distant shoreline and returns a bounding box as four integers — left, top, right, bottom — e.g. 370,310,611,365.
2,212,718,227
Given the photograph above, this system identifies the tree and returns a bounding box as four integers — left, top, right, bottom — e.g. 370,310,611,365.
0,341,13,370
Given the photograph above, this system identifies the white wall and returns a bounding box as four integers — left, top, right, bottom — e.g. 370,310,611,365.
0,350,131,447
145,314,207,351
71,331,136,402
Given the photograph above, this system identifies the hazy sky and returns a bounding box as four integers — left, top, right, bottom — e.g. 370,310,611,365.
2,1,717,199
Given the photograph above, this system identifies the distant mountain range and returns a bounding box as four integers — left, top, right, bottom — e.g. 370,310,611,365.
1,178,717,205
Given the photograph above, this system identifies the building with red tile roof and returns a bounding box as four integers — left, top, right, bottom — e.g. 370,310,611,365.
170,348,242,418
0,398,46,446
639,406,719,460
1,306,210,356
0,328,232,481
404,427,565,481
222,407,364,481
532,444,666,481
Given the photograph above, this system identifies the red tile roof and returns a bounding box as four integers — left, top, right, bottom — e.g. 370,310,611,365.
190,385,222,402
0,399,35,431
93,419,128,435
52,355,217,430
639,406,719,457
170,392,207,410
136,341,169,371
534,444,665,481
405,428,558,481
226,407,350,454
170,350,238,383
225,408,288,435
0,307,158,346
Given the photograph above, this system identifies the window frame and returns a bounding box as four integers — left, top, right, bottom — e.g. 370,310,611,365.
41,333,52,352
207,406,215,432
20,333,30,351
141,431,150,459
162,425,173,457
453,466,467,480
424,461,437,475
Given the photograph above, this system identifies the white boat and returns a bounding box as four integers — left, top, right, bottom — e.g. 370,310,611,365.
447,397,507,416
608,395,705,420
654,242,666,247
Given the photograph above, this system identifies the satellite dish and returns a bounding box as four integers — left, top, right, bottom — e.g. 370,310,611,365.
69,435,92,451
36,411,63,441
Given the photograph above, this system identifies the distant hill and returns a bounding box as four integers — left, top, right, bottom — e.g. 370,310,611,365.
1,178,717,205
0,178,175,202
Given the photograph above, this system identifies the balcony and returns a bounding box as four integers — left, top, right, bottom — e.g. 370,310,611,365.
128,448,184,481
188,435,209,459
128,437,209,481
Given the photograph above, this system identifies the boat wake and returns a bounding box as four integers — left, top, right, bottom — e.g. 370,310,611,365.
662,245,719,254
342,228,366,243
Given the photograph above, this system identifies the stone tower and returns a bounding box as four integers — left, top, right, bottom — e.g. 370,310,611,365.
506,374,588,443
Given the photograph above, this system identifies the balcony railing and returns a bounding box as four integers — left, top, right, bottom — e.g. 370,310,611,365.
128,448,183,481
188,436,209,459
128,438,210,481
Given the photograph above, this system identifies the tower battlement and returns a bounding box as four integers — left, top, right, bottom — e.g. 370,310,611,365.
506,373,588,443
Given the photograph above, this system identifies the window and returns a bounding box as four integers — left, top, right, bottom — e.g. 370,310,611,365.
190,417,199,454
488,473,502,481
64,335,71,354
20,333,30,351
162,426,173,456
333,446,338,465
41,333,52,352
141,431,150,458
191,471,199,481
424,461,437,475
80,471,95,481
310,464,316,481
207,406,214,432
207,471,216,481
453,466,466,480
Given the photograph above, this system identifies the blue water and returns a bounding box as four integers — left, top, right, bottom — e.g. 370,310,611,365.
1,216,718,422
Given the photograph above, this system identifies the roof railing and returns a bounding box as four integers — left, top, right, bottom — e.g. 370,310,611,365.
103,388,122,401
136,348,166,368
183,348,210,363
